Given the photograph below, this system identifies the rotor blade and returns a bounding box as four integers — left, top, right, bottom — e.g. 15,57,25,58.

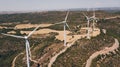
1,33,24,38
93,8,95,17
87,7,90,12
64,11,70,21
27,25,41,37
65,23,72,32
54,21,64,25
82,12,88,19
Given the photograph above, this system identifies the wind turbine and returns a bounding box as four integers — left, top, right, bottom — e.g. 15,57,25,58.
91,8,99,31
82,12,92,39
1,25,41,67
54,11,71,46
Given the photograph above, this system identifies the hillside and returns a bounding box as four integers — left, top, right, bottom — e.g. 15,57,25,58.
0,10,120,67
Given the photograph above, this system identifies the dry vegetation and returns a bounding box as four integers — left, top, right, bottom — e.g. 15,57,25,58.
52,33,114,67
0,10,120,67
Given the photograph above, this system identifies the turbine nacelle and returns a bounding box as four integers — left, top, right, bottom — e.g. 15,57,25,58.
82,12,92,21
63,20,66,22
24,36,28,39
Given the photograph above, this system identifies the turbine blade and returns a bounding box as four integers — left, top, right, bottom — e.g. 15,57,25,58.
82,12,88,19
64,11,69,21
87,7,90,12
27,25,41,37
65,23,72,32
1,33,24,38
54,21,64,25
94,11,95,17
93,8,95,17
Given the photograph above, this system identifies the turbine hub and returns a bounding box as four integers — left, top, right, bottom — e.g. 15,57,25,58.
24,36,28,39
63,21,66,23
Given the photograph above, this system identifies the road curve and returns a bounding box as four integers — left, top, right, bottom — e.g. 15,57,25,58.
85,38,119,67
11,53,24,67
48,40,76,67
105,16,120,20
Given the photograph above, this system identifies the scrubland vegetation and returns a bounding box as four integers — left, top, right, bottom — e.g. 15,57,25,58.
0,10,120,67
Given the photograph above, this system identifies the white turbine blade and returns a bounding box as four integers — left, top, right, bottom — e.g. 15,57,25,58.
87,7,90,12
65,23,72,32
27,25,41,37
93,8,95,18
25,39,30,67
82,12,88,19
64,11,69,21
1,33,24,38
94,10,95,17
54,21,64,25
64,24,66,46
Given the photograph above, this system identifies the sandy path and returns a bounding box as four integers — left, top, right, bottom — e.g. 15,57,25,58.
7,31,16,34
48,28,100,67
105,16,120,20
15,23,53,29
0,26,7,29
85,38,119,67
48,39,77,67
11,53,24,67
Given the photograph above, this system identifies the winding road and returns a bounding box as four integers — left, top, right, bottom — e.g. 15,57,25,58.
85,38,119,67
48,40,76,67
105,16,120,20
11,53,24,67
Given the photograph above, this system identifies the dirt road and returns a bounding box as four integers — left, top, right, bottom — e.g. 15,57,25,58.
85,38,119,67
11,53,24,67
105,16,120,20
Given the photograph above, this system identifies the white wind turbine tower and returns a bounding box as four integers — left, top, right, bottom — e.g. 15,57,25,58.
91,8,98,31
82,12,91,39
55,11,71,46
1,25,41,67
